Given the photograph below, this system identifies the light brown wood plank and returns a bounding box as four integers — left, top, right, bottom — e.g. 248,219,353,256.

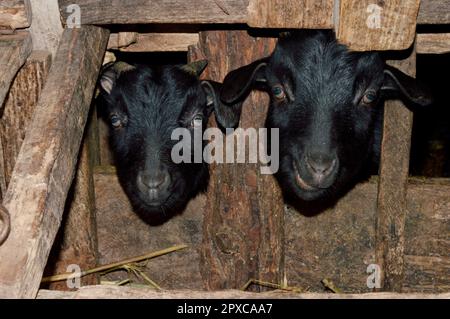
416,33,450,54
0,26,109,299
117,33,199,52
337,0,420,51
247,0,334,29
0,31,32,115
0,0,31,32
417,0,450,24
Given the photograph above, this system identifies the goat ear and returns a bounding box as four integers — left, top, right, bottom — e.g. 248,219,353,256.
220,58,269,105
381,64,433,108
99,61,135,95
201,80,242,130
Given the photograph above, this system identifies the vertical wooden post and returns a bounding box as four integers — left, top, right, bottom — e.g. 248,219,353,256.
189,31,285,290
44,109,100,290
376,50,416,292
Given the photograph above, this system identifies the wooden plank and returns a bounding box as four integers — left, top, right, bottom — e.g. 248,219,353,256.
29,0,63,57
0,51,51,198
0,31,32,115
116,33,199,52
0,0,31,32
36,285,450,299
107,32,137,50
93,166,206,290
285,178,450,293
189,32,284,290
43,111,101,290
416,33,450,54
337,0,420,51
247,0,334,29
417,0,450,24
58,0,249,25
0,26,109,299
375,53,416,292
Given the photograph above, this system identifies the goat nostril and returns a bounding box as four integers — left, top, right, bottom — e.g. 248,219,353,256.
306,157,337,176
140,172,170,189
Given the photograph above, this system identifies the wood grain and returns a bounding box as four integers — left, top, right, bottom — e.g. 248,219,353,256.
0,26,109,299
0,0,31,32
116,33,199,52
36,285,450,299
337,0,420,51
247,0,334,29
417,0,450,24
375,53,416,292
0,31,32,116
416,33,450,54
189,31,284,290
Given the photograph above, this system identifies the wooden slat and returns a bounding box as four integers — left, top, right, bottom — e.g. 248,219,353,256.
337,0,420,51
107,32,138,50
36,285,450,299
0,51,51,198
247,0,334,29
416,33,450,54
58,0,249,25
0,0,31,32
44,111,101,290
29,0,63,57
189,32,284,290
0,31,32,115
417,0,450,24
116,33,199,52
376,53,416,292
0,26,109,299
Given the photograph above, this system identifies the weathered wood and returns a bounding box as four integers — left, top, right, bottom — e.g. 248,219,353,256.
375,52,416,292
417,0,450,24
0,204,10,245
58,0,249,25
416,33,450,54
0,31,32,115
286,178,449,293
0,0,31,32
29,0,63,57
44,110,100,290
337,0,420,51
188,31,284,290
36,285,450,299
94,166,205,289
247,0,334,29
0,26,109,299
0,51,51,196
107,32,137,50
113,33,199,52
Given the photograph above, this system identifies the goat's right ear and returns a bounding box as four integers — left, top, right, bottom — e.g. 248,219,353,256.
99,61,135,95
220,58,269,105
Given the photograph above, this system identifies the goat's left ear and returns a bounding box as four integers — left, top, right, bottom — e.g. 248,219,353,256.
201,80,241,131
381,64,433,107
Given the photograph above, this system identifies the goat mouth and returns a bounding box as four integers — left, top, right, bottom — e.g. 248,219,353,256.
293,161,318,191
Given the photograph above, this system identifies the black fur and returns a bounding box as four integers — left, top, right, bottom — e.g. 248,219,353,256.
97,62,220,224
220,31,432,206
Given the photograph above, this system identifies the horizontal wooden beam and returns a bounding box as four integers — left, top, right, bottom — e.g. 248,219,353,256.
417,0,450,24
59,0,450,26
36,285,450,299
0,0,31,32
108,33,199,52
58,0,248,25
0,31,32,115
0,26,109,299
416,33,450,54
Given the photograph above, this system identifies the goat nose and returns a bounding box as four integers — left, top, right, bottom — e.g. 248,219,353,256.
140,170,170,189
305,152,337,177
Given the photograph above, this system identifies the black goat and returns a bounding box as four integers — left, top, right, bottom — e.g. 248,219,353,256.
97,60,225,224
219,31,432,204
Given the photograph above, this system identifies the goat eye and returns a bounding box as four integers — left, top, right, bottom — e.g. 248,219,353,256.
110,114,122,129
362,91,378,105
191,115,203,128
272,85,286,101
